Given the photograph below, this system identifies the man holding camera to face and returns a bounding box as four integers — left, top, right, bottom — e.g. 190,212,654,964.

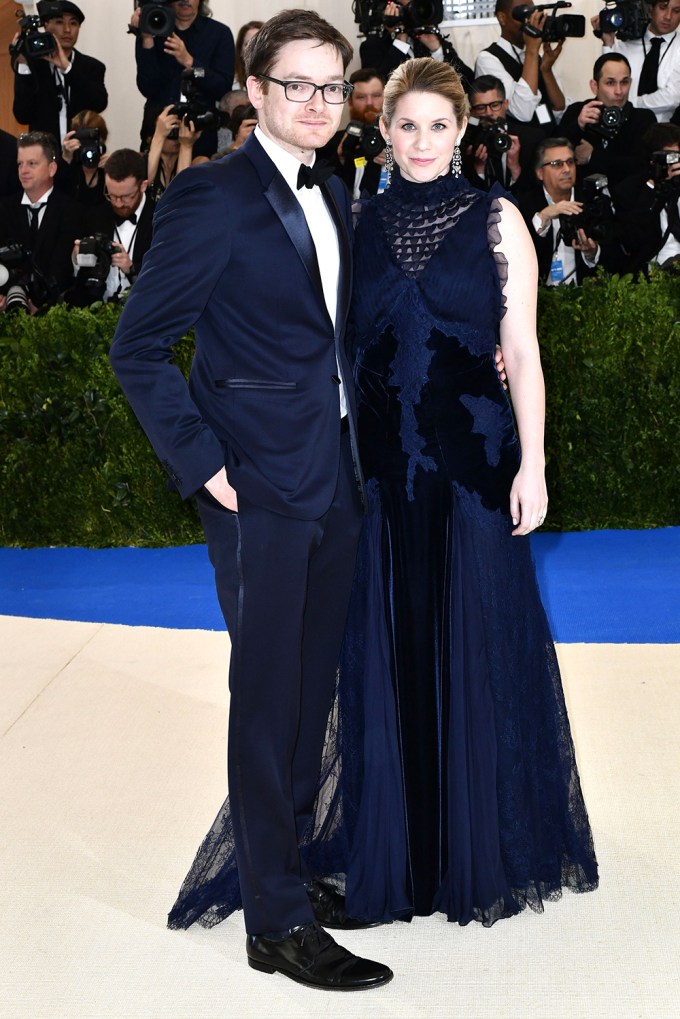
130,1,234,158
559,54,656,188
11,2,107,147
594,0,680,123
612,123,680,273
358,1,474,87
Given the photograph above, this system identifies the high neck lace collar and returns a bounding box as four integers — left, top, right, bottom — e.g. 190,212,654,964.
385,167,471,207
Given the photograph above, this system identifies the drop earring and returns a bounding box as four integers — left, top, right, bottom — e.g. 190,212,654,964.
384,141,393,188
451,143,462,178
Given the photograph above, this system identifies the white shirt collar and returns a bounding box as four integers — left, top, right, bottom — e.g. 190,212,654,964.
254,125,315,193
22,186,54,207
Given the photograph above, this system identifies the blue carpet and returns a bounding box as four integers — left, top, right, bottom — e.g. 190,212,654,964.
1,528,678,643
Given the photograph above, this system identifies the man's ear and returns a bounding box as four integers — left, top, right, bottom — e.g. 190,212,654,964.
247,75,265,111
48,159,58,180
139,179,148,194
589,78,598,97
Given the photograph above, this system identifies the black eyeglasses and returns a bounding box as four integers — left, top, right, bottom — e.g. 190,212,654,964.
258,74,353,104
541,157,576,169
469,99,505,115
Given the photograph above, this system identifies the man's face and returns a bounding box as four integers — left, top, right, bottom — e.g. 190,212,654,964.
591,61,631,107
44,14,80,55
650,0,680,36
536,146,576,198
172,0,200,24
247,40,346,159
469,89,509,122
348,77,384,124
499,5,526,47
17,144,57,198
104,175,146,218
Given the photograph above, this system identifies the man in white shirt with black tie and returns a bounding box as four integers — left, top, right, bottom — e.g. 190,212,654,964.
595,0,680,122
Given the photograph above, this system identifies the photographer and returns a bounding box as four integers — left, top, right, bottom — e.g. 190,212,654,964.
59,109,109,210
462,75,545,192
517,137,623,284
359,2,474,88
0,131,82,313
130,1,234,158
612,123,680,272
594,0,680,122
474,0,571,126
559,54,656,188
318,68,386,199
143,103,201,201
12,2,107,147
70,149,152,305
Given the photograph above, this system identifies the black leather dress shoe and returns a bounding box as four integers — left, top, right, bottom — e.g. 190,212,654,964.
306,879,384,930
246,922,393,990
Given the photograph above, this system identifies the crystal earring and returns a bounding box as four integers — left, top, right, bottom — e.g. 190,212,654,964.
384,141,393,188
451,143,462,178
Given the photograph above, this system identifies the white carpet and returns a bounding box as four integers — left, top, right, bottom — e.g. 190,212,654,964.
1,616,678,1019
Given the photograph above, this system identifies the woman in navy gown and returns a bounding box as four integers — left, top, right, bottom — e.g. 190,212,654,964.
167,57,598,933
340,56,598,925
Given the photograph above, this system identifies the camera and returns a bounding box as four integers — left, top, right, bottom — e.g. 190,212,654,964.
170,67,229,134
353,1,443,37
66,233,119,305
651,150,680,196
513,3,586,42
0,241,32,314
343,120,386,160
472,117,512,155
559,173,614,245
9,0,58,65
72,127,105,168
589,103,629,140
138,1,176,38
596,1,648,42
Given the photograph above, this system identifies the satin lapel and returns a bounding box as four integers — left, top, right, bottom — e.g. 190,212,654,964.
264,172,325,300
321,180,352,337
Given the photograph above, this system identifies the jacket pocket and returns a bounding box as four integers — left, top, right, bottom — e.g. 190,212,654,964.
215,379,298,390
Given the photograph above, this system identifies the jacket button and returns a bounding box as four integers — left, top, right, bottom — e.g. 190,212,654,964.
331,375,341,385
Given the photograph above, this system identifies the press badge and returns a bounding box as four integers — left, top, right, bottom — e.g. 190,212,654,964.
354,156,367,168
550,259,564,283
536,104,551,124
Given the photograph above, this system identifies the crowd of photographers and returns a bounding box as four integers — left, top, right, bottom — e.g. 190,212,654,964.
1,0,680,313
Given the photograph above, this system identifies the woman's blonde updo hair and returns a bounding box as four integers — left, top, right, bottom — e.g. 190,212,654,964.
381,57,469,130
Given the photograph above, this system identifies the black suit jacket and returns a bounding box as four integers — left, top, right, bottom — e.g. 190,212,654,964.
559,101,657,189
612,172,680,272
13,50,107,139
0,188,82,298
462,116,546,194
110,134,361,518
0,130,21,200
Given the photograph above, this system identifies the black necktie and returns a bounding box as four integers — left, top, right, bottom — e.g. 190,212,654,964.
28,203,45,252
297,159,334,190
638,37,663,96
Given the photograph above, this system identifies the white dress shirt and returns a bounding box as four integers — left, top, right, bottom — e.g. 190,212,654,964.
105,192,147,302
21,185,54,230
474,37,569,125
532,187,600,286
607,31,680,122
254,125,347,418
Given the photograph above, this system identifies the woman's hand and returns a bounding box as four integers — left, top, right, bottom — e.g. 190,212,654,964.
510,463,548,535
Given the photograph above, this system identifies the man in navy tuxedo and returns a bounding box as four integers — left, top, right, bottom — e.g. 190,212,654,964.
110,9,392,991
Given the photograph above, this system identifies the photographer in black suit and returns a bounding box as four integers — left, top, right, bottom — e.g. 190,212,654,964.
12,2,107,147
0,131,81,313
613,123,680,274
70,150,154,305
559,54,656,190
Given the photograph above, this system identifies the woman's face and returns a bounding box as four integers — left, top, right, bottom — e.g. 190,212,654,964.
381,90,466,184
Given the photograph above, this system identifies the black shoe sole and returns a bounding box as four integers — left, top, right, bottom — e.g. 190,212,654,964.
247,956,394,990
315,917,388,930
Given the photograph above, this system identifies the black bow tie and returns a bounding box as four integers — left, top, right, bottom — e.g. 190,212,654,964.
297,159,334,190
116,212,137,225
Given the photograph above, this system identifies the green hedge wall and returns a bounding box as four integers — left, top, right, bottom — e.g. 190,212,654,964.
1,272,678,547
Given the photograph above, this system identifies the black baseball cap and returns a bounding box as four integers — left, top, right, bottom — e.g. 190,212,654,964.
38,2,86,23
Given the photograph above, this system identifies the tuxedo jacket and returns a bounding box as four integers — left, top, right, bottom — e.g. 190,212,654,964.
110,133,360,519
612,173,680,271
83,196,155,281
13,50,107,139
559,101,657,189
0,188,83,296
